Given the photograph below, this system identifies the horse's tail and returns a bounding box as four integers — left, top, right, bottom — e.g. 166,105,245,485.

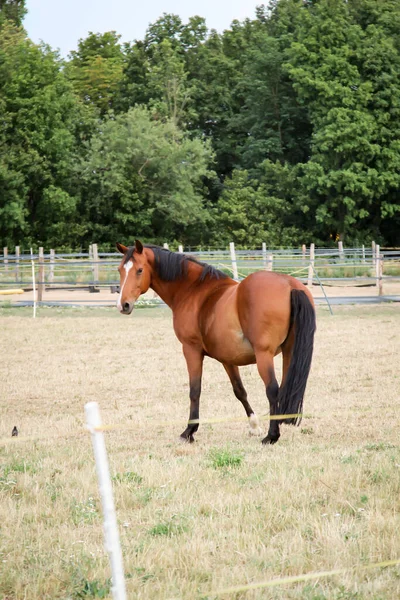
278,289,316,425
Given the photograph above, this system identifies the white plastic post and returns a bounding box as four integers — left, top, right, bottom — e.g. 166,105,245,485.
38,247,44,302
308,243,315,288
262,242,267,269
49,249,55,283
178,245,183,253
375,244,382,296
31,247,36,319
338,241,344,260
229,242,239,281
85,402,127,600
15,245,20,282
371,240,376,276
92,243,99,285
163,243,169,250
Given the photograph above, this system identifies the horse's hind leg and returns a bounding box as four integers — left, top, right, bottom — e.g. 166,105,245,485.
255,351,280,445
223,364,263,436
180,345,204,443
281,327,295,388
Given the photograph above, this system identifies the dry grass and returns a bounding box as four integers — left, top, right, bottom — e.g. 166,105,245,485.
0,304,400,599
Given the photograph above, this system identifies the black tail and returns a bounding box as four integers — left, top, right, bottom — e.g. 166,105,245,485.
278,289,316,425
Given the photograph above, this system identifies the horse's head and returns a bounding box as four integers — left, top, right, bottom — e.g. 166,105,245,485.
116,240,151,314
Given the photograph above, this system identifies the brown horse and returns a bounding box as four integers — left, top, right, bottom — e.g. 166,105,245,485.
116,241,316,444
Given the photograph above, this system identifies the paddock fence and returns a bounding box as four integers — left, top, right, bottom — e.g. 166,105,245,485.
1,242,400,308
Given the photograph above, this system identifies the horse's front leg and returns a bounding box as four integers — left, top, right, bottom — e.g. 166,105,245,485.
180,344,204,443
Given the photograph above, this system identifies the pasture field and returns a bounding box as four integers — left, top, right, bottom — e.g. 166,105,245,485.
0,304,399,599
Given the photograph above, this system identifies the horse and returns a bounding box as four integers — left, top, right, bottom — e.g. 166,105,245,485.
116,241,316,445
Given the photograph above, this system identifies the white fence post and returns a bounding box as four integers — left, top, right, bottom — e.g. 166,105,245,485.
302,244,306,265
15,245,20,282
371,241,376,277
308,243,315,288
38,247,44,302
229,242,239,281
267,253,273,271
375,244,383,296
85,402,127,600
3,247,8,272
262,242,267,269
178,245,183,253
30,248,37,319
338,241,344,260
163,243,169,250
92,243,99,285
49,249,55,283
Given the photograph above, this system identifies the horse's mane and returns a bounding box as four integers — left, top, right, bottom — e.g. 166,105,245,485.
123,244,228,283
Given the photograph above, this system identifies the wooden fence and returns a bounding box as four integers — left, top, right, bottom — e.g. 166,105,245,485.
0,242,399,306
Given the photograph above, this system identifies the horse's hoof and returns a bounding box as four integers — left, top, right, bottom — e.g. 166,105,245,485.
249,426,263,437
262,435,280,445
248,414,263,436
179,433,195,444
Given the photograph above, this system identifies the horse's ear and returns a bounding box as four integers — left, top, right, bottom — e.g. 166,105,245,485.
116,243,128,255
135,240,144,254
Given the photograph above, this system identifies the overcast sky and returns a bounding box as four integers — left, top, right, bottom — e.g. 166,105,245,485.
24,0,259,57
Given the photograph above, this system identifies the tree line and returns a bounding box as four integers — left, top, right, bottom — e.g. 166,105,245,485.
1,0,399,250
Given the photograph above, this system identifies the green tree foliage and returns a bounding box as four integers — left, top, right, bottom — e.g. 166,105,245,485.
117,14,207,127
285,0,400,243
66,31,124,115
79,106,215,245
230,26,311,172
0,0,26,26
1,1,400,250
145,38,193,126
0,22,91,248
216,162,304,247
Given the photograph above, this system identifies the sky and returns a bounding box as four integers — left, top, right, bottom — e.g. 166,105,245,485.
24,0,259,57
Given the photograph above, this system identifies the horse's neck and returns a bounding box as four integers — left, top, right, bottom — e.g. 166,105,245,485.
149,276,184,309
149,264,203,310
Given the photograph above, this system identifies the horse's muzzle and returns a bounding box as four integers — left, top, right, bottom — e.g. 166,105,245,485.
119,301,134,315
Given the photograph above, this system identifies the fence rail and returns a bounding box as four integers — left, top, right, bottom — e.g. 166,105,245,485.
1,242,399,307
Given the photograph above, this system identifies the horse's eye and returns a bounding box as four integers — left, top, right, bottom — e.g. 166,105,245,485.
137,268,143,275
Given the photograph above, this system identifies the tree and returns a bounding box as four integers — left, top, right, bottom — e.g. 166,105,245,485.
79,106,215,245
229,28,311,174
117,15,208,127
65,31,124,115
0,22,91,248
0,0,26,26
215,163,304,248
146,38,193,127
285,0,400,243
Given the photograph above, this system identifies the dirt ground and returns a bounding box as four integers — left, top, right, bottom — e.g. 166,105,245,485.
1,305,400,599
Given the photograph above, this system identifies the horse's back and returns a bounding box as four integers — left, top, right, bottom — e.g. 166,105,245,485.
239,270,313,303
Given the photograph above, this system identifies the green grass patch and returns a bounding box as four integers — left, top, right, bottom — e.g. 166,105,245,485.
148,516,189,537
71,497,99,525
207,446,245,469
112,470,143,485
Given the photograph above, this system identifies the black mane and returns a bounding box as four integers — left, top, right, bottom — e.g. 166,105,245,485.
123,244,228,283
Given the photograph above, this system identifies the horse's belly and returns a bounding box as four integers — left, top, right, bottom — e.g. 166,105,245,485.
204,327,256,366
198,285,257,365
